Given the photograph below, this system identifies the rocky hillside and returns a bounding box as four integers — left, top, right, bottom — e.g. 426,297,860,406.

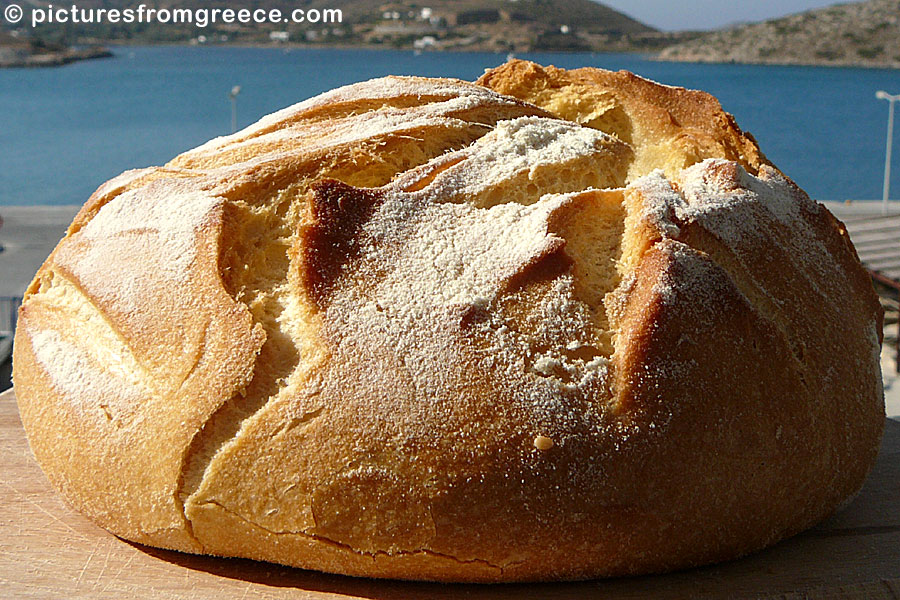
658,0,900,68
7,0,662,52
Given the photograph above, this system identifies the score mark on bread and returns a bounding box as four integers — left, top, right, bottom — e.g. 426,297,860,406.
12,60,884,582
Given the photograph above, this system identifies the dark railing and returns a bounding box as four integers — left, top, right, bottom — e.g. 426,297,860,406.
0,296,22,336
0,296,23,364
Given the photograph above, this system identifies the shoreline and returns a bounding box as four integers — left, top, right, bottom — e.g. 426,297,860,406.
107,41,900,69
0,46,113,69
8,38,898,70
654,54,900,70
100,39,654,56
4,39,898,70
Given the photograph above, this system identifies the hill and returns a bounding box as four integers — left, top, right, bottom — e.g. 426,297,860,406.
7,0,661,52
657,0,900,68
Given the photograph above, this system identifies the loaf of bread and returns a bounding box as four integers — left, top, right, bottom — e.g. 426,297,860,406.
13,60,884,582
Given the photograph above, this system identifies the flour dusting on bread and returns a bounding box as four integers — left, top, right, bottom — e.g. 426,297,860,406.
29,329,145,420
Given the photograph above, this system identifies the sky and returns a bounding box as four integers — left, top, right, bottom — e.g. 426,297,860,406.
599,0,845,31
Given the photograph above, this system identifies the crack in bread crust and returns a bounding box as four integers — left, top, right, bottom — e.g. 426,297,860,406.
192,499,514,582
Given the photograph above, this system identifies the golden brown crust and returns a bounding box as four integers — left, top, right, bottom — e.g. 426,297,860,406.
12,63,883,582
476,59,771,181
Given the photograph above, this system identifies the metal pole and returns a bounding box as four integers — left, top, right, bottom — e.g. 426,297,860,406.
883,98,894,215
227,86,241,134
877,91,898,215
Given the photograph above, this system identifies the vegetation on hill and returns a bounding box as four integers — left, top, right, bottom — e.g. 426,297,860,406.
658,0,900,68
2,0,667,52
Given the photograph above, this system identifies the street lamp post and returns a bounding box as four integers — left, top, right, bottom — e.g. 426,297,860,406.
876,90,899,215
228,85,241,133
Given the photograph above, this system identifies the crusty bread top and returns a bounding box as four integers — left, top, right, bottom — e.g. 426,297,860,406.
13,62,884,582
477,59,771,181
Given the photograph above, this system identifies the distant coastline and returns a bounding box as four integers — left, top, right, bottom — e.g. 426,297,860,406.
0,28,112,68
0,45,112,68
653,52,900,70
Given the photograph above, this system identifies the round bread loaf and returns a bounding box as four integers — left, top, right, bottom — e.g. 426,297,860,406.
13,60,884,582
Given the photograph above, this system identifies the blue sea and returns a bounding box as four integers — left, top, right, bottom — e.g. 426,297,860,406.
0,46,898,205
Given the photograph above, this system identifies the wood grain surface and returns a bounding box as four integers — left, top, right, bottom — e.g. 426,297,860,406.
1,387,899,599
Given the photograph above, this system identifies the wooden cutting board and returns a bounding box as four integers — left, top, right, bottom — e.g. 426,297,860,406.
1,386,899,599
